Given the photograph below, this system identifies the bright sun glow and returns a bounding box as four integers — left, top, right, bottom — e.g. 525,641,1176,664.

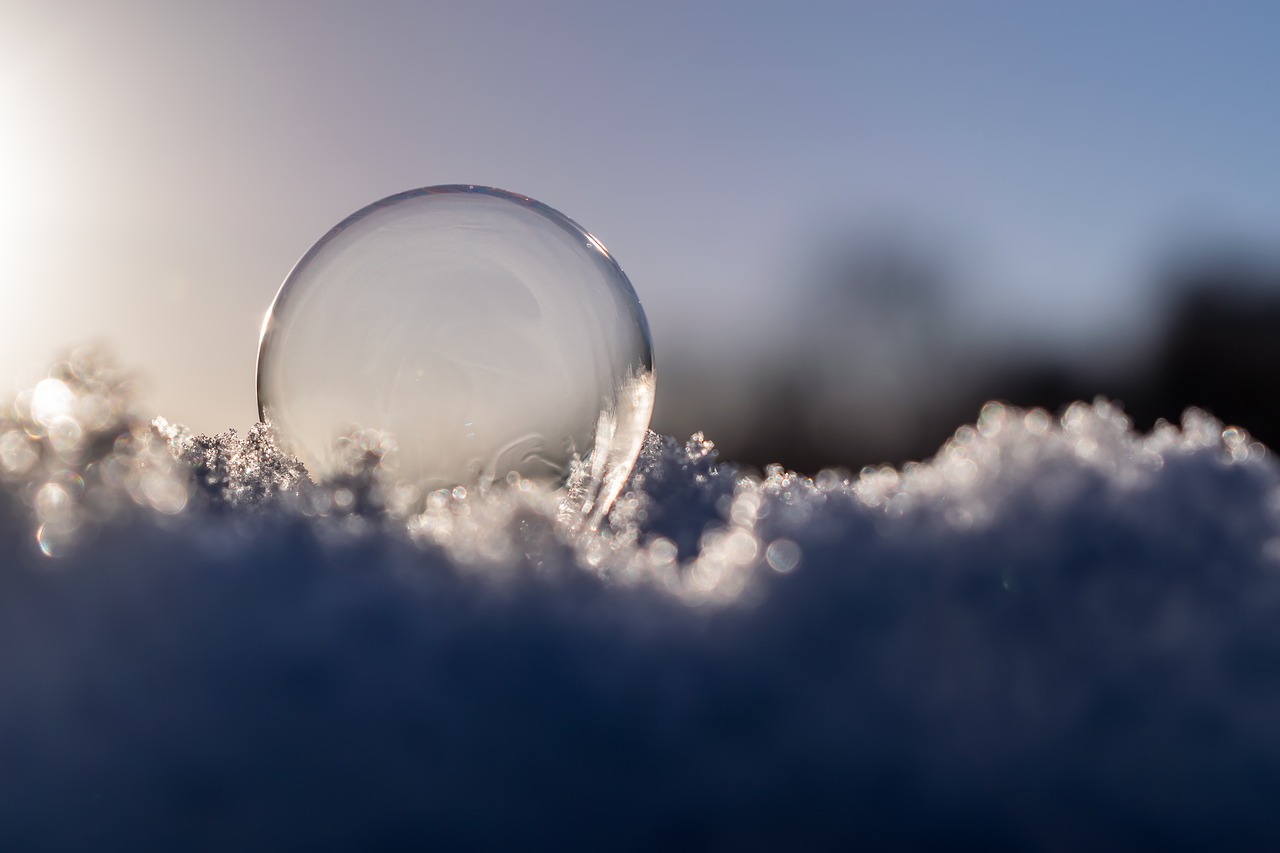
0,82,47,279
0,96,29,258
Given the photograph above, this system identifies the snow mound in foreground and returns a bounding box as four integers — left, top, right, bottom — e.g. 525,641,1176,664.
4,351,1280,848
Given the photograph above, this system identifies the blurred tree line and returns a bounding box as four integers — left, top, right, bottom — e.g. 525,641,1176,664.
655,243,1280,473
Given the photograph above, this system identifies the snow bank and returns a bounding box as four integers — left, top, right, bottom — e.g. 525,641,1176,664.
3,351,1280,848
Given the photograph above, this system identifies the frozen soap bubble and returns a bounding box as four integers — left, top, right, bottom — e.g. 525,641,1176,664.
257,185,655,524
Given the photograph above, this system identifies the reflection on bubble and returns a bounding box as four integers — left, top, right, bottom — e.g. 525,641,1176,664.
257,186,655,526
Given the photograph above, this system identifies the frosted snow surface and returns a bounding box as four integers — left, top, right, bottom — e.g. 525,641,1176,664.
4,350,1280,848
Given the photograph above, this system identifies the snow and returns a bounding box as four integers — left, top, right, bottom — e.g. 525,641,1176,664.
4,350,1280,847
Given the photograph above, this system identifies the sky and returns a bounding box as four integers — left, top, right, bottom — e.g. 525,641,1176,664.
2,1,1278,435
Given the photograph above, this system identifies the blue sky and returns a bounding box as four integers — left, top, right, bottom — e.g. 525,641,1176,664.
2,1,1277,433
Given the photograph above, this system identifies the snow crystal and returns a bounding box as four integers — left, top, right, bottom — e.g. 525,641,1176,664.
3,351,1280,848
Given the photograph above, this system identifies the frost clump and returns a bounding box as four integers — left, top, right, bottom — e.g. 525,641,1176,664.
2,351,1280,848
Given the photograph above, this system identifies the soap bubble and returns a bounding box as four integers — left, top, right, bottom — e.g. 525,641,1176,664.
257,186,655,524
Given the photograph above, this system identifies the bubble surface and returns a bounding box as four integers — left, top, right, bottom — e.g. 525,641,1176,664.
257,186,655,523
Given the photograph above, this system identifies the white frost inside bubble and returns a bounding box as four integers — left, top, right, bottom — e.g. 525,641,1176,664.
256,185,655,526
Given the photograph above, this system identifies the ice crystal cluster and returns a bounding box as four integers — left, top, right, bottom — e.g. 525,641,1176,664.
4,351,1280,848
